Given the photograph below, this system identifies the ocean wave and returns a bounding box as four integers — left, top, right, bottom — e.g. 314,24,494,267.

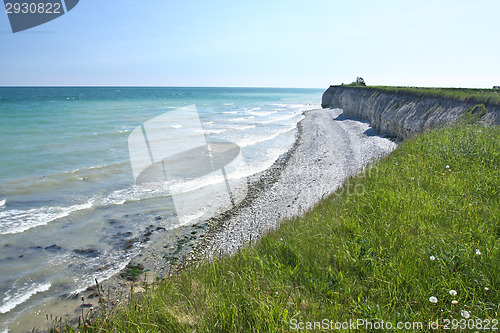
101,185,169,205
0,182,171,236
70,163,113,173
228,125,256,131
0,282,51,314
222,111,238,114
0,199,5,207
256,113,301,124
114,129,130,134
237,126,296,148
246,110,278,117
195,128,226,135
204,129,226,134
228,116,254,122
0,200,93,235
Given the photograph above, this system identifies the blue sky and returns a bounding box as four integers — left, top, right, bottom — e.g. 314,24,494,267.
0,0,499,88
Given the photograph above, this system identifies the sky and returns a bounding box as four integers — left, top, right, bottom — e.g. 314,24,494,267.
0,0,499,88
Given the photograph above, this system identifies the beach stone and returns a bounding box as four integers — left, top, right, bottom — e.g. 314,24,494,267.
45,244,63,251
73,248,101,258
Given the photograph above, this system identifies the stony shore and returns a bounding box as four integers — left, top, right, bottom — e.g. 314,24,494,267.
35,108,398,331
192,108,397,262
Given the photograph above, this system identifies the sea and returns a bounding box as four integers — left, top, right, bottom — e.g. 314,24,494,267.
0,87,323,331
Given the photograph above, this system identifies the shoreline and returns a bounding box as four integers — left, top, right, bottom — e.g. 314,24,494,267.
192,108,397,262
17,110,308,332
19,108,397,332
89,107,397,307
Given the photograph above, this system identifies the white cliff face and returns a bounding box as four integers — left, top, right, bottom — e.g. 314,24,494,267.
322,87,500,140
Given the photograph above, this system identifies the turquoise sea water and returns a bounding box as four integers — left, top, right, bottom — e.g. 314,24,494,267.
0,87,322,330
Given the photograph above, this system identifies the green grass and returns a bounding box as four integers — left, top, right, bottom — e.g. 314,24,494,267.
63,123,499,332
337,85,500,106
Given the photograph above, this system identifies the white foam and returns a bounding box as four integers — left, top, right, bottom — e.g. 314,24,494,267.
225,148,286,180
222,111,238,114
229,125,256,131
204,129,226,134
115,129,130,133
237,126,296,147
170,125,183,129
70,164,107,173
87,163,117,171
101,185,169,205
246,110,278,117
101,198,126,206
228,116,254,122
195,128,226,135
222,103,234,106
0,199,5,207
0,283,51,314
256,113,299,124
167,173,227,195
0,200,94,235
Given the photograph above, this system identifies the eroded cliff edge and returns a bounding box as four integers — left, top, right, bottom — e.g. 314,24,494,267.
322,86,500,139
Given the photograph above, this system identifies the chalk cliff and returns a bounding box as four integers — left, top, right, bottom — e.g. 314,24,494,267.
322,86,500,139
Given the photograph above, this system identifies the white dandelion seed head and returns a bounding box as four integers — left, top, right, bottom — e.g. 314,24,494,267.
449,290,457,296
475,249,481,255
430,255,436,261
452,300,458,304
461,310,470,319
429,296,438,303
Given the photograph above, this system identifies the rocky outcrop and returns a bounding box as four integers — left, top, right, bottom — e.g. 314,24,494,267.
322,86,500,139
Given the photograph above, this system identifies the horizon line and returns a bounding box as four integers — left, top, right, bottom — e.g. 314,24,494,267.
0,85,326,89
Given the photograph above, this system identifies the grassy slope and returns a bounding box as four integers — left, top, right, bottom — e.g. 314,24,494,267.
72,123,499,332
337,84,500,106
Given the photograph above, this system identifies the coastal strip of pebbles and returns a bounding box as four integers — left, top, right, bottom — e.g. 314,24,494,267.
191,108,398,263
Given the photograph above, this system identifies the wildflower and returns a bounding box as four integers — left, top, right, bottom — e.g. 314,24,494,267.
429,296,438,303
461,310,470,319
475,249,481,255
485,287,489,291
446,165,450,169
452,300,458,304
449,290,457,296
430,256,436,261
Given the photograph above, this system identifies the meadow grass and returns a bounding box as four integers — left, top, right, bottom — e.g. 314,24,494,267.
338,85,500,106
67,122,499,332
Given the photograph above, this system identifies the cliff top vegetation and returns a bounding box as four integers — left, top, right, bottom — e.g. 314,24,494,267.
332,84,500,105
